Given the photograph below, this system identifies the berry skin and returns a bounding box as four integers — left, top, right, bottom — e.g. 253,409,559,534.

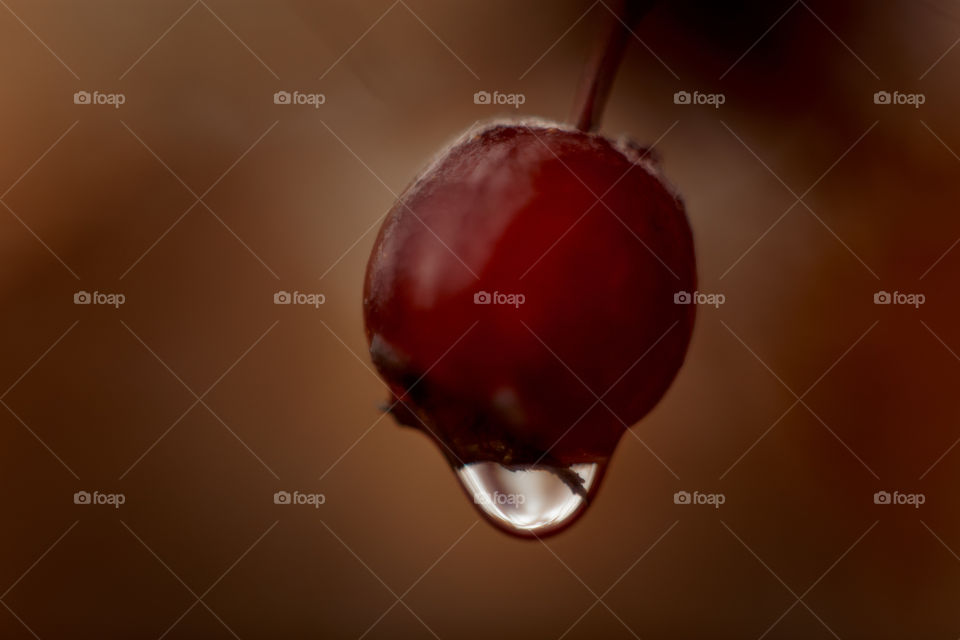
364,120,696,471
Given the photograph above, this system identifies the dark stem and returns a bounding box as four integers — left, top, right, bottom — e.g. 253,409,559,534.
571,0,656,132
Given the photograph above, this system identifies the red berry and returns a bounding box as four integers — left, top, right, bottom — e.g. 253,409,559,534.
364,120,696,534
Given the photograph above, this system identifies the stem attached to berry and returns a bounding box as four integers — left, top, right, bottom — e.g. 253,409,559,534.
571,0,656,132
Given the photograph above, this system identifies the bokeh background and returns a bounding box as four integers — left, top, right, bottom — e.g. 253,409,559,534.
1,0,959,637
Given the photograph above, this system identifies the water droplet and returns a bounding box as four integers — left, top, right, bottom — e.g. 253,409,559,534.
456,461,605,537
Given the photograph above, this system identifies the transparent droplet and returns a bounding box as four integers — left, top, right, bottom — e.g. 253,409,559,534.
456,461,604,537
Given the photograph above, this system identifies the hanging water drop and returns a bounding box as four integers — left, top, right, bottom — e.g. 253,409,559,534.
456,461,605,536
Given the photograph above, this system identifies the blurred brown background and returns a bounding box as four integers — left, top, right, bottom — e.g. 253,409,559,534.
1,0,959,637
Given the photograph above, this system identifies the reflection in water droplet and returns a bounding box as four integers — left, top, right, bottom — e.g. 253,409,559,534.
456,461,603,537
